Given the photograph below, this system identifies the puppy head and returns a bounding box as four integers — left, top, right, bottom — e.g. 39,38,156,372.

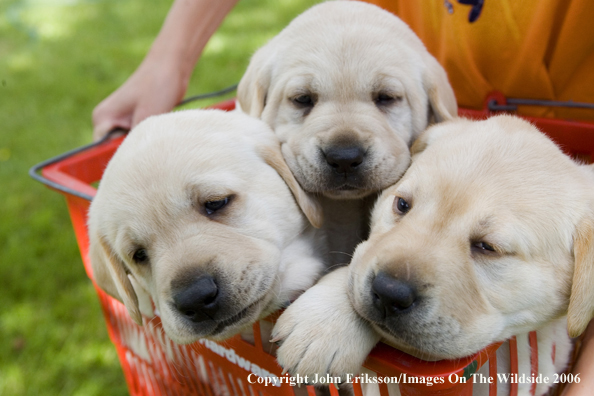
238,1,456,200
89,110,322,343
348,115,594,360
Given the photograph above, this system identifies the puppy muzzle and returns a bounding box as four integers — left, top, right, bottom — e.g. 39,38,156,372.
169,272,268,339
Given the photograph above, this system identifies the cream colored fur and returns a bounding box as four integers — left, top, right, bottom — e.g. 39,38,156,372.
274,115,594,395
238,0,457,264
88,110,325,344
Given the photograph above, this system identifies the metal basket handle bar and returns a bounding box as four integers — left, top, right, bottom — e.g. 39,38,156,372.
28,128,126,201
28,84,238,201
488,97,594,112
177,83,237,106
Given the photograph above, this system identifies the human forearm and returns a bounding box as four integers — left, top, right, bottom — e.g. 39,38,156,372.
147,0,239,84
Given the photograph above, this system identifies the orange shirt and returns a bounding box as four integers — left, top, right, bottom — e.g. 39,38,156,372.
367,0,594,120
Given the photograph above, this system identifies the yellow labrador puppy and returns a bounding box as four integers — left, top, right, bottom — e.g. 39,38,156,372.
274,115,594,395
89,110,326,344
238,0,457,262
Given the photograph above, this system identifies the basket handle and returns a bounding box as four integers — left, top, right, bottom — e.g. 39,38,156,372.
28,128,128,201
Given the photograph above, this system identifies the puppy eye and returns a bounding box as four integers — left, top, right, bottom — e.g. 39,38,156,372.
291,94,315,108
472,242,496,253
205,197,229,215
374,92,400,107
132,248,149,264
393,197,411,214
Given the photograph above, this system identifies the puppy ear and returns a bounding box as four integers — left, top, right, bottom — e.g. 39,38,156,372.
410,122,446,157
258,145,323,229
90,234,142,325
568,216,594,337
423,54,458,123
411,116,472,158
237,48,273,117
410,131,430,157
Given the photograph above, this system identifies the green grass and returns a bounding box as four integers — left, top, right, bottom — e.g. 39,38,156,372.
0,0,319,394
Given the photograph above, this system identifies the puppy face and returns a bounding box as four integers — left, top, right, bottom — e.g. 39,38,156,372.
89,110,323,344
238,1,456,200
349,115,594,360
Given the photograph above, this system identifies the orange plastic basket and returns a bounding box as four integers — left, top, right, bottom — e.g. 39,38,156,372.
31,95,594,396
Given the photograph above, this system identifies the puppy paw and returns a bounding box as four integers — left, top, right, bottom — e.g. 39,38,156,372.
272,268,380,380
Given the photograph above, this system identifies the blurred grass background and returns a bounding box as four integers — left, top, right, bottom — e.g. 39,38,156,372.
0,0,318,394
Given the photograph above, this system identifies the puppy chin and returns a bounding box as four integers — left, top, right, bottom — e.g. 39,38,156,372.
322,188,374,200
160,319,213,345
158,305,235,344
207,316,258,341
374,327,445,362
162,311,256,344
352,294,468,362
165,293,277,344
371,319,490,362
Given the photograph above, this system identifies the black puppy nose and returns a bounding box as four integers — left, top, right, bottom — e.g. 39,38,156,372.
372,272,417,315
324,146,365,174
173,275,219,323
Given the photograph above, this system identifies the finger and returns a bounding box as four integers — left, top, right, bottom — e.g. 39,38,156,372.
93,118,131,142
92,99,133,141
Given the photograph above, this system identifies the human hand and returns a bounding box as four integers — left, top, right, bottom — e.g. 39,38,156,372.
92,57,188,141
